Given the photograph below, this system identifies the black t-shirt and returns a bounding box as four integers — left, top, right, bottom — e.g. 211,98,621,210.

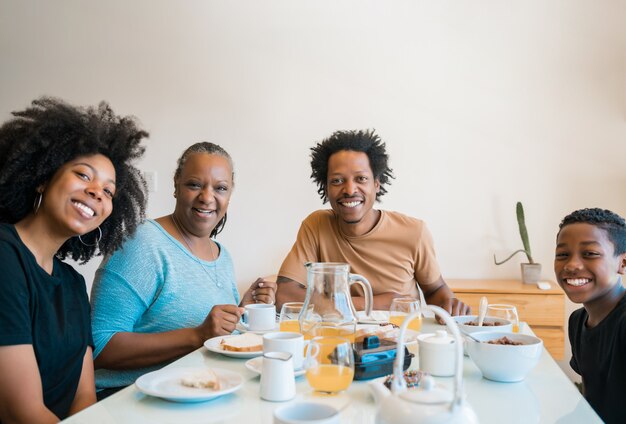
0,224,93,420
569,294,626,424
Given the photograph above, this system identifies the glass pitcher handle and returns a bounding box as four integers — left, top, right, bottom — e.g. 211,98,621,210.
349,273,373,317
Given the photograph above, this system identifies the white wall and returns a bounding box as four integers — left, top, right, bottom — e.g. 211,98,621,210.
1,0,624,382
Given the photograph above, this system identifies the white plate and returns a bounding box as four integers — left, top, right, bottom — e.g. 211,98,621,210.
356,310,390,324
135,367,243,403
245,356,306,377
204,335,264,359
235,322,280,334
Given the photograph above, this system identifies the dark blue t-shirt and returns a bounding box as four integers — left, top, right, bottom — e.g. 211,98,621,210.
0,224,93,420
569,293,626,424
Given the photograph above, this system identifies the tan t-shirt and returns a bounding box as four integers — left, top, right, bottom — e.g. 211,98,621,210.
278,209,442,297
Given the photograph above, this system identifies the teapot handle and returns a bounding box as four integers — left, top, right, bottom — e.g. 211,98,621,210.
392,305,464,412
349,273,373,317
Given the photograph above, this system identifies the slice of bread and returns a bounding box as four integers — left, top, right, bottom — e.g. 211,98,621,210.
181,368,220,390
220,333,263,352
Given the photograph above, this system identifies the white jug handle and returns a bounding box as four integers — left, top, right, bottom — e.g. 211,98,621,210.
349,273,373,317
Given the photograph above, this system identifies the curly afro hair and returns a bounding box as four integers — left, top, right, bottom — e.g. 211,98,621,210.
310,129,394,203
558,208,626,255
173,142,234,238
0,97,149,263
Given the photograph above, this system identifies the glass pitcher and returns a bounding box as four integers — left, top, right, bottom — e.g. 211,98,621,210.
299,262,373,342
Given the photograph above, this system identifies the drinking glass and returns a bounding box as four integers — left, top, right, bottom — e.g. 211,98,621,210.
304,336,354,394
487,304,520,333
389,297,422,331
279,302,303,333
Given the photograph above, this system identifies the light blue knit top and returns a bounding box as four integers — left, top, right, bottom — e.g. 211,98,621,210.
90,219,239,389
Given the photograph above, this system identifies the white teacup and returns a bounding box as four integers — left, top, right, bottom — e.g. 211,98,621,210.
274,402,340,424
241,303,276,332
263,332,304,371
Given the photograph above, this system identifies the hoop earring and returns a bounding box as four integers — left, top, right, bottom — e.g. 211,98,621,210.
211,213,227,238
33,192,42,214
78,226,102,247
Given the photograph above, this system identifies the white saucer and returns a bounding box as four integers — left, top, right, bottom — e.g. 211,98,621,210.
204,335,264,359
245,356,306,377
135,367,243,403
236,322,280,334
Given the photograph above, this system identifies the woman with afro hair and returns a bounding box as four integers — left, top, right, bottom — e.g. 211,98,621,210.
0,97,148,423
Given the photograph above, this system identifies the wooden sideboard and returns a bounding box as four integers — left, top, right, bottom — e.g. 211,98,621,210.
446,279,565,359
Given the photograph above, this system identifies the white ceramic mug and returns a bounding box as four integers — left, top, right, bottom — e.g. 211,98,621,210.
241,303,276,332
261,351,296,402
274,402,340,424
263,332,304,370
417,330,457,377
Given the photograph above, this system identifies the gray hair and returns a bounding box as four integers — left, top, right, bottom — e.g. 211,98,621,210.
174,142,234,184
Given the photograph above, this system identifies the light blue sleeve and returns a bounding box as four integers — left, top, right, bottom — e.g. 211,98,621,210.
91,268,151,357
90,223,165,358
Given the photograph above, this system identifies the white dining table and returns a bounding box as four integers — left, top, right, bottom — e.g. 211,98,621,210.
62,319,601,424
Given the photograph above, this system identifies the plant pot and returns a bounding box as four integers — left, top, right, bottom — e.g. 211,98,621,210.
521,263,541,284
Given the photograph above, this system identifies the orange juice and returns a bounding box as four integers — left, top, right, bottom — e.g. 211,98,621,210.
306,364,354,393
390,313,422,331
303,324,355,342
279,319,300,333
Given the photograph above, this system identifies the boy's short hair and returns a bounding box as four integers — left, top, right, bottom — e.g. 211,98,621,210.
558,208,626,255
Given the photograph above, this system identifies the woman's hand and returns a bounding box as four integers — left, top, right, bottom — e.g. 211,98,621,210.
241,277,277,306
196,304,243,341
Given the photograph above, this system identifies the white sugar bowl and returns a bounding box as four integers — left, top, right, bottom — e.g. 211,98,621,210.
418,330,456,377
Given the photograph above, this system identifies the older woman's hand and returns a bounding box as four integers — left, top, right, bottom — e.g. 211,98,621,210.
241,277,277,306
196,304,243,341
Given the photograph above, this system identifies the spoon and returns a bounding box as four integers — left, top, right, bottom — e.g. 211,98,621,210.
458,327,482,343
477,296,488,327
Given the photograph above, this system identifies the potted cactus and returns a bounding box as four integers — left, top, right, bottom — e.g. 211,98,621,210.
494,202,542,284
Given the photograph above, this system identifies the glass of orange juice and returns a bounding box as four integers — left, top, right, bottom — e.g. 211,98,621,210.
487,304,520,333
304,336,354,394
389,297,421,331
279,302,303,333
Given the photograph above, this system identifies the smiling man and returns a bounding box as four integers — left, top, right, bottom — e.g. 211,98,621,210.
274,129,469,316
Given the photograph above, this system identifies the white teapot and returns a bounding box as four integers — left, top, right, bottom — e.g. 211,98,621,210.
372,305,479,424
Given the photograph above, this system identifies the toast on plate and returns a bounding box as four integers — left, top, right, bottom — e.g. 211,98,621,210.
180,368,221,390
220,333,263,352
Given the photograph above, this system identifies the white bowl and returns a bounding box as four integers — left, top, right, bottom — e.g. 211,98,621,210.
453,315,513,334
466,331,543,382
274,402,340,424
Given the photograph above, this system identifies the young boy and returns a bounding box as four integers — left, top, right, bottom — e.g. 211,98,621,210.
555,208,626,424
